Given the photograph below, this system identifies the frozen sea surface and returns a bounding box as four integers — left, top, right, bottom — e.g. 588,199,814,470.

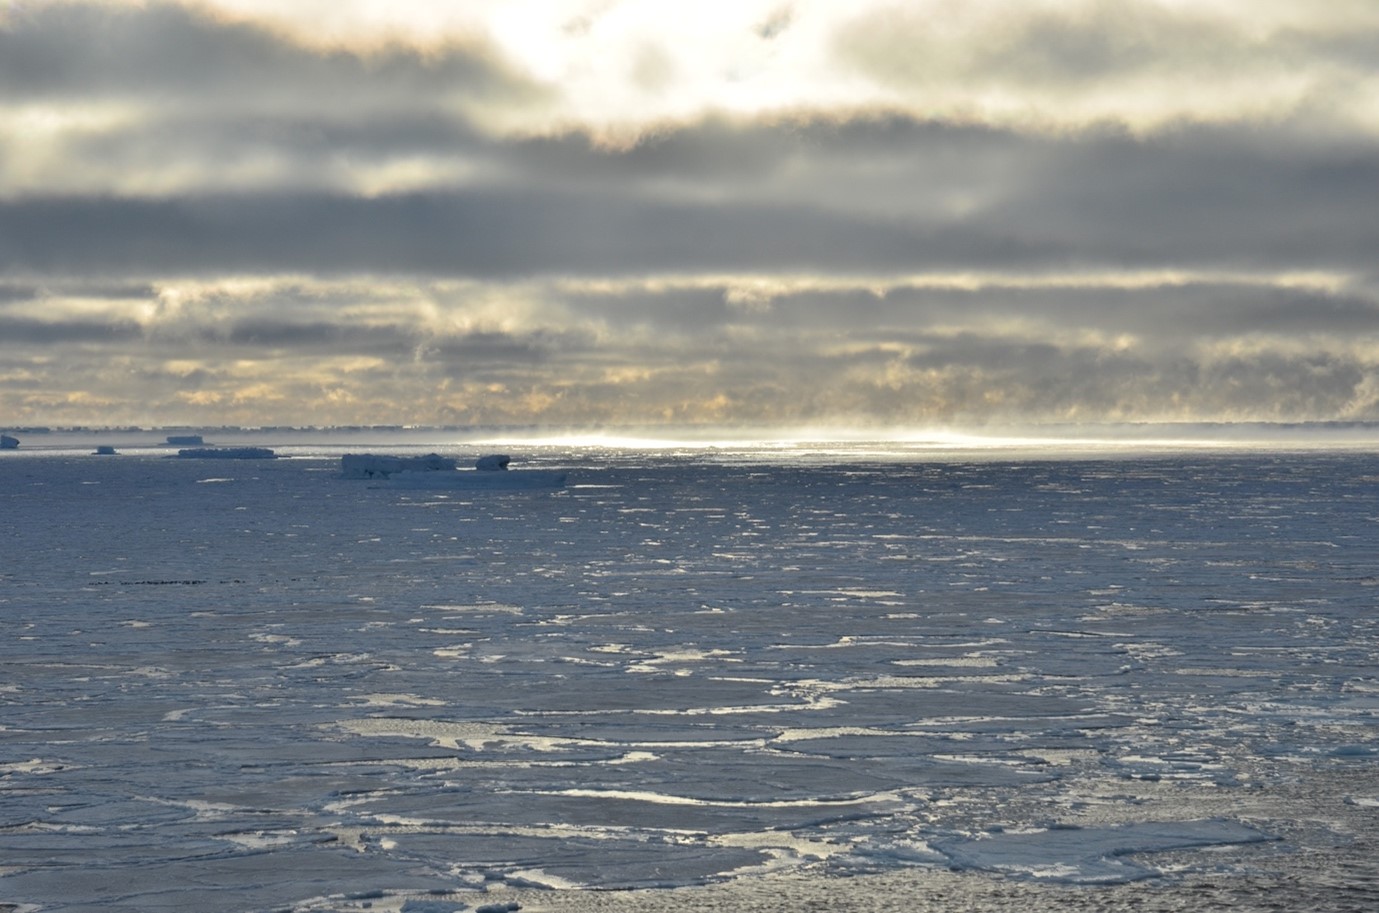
2,440,1378,912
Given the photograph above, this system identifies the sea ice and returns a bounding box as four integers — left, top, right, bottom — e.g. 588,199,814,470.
932,820,1274,883
476,454,512,471
2,444,1377,912
341,452,458,478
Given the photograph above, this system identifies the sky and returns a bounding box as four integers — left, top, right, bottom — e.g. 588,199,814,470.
2,0,1379,432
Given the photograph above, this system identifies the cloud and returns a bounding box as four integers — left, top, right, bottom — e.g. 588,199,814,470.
5,271,1378,427
0,3,525,106
0,2,539,195
7,2,1379,198
6,114,1379,279
0,314,142,344
3,1,1379,429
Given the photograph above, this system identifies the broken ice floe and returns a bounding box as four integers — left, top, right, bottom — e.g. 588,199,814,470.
931,820,1274,883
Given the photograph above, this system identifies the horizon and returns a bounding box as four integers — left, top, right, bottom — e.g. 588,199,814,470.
8,418,1379,454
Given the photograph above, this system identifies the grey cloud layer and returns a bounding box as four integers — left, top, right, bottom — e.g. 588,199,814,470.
2,2,1378,428
0,4,527,105
6,274,1376,426
8,119,1379,277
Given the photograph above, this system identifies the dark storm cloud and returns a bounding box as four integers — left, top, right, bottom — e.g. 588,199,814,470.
0,314,142,344
0,281,158,305
214,318,406,352
0,3,539,196
431,328,596,365
0,283,40,303
510,115,1379,273
0,189,1050,278
0,3,527,106
6,115,1378,279
140,306,594,367
55,111,490,189
985,131,1379,270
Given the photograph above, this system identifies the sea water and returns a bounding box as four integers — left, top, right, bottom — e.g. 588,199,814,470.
2,439,1377,912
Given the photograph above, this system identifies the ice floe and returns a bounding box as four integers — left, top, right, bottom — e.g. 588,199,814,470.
932,820,1273,883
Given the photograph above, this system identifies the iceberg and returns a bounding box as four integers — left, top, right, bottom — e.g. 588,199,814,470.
475,453,510,471
175,447,277,459
360,453,567,489
341,453,458,479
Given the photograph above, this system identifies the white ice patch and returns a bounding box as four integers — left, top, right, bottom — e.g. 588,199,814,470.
933,820,1273,883
534,787,894,811
353,693,448,708
336,718,604,752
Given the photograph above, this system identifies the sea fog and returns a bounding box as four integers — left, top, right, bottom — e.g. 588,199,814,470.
2,434,1377,912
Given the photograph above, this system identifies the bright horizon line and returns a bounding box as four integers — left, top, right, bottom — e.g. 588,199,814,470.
8,420,1379,453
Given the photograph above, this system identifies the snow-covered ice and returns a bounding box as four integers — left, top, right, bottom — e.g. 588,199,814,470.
1,440,1377,912
343,452,566,489
176,447,277,460
475,454,512,471
341,453,458,479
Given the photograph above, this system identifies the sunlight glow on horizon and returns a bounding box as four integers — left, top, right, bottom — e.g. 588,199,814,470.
464,424,1379,454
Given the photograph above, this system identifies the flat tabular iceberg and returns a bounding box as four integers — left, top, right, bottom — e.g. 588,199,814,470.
341,453,458,479
176,447,276,459
343,452,567,489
